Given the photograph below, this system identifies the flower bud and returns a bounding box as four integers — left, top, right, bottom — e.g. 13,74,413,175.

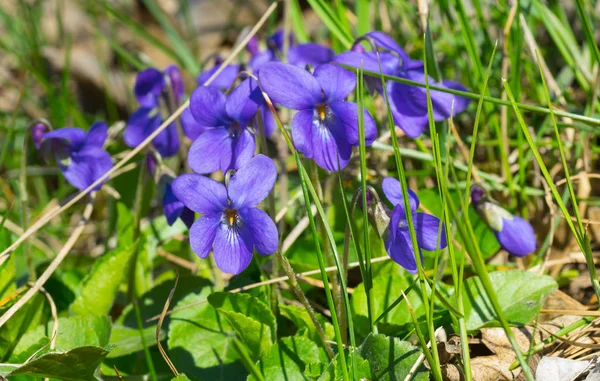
357,187,390,238
31,122,48,150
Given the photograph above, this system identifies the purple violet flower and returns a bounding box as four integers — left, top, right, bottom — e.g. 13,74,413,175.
470,185,536,256
39,122,113,191
187,77,262,174
382,177,447,273
197,55,241,91
259,62,377,171
172,154,278,274
249,30,334,73
334,31,470,139
124,67,180,157
163,183,195,228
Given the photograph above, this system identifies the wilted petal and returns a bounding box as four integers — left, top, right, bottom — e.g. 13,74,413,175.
414,212,447,251
188,128,233,174
163,183,185,226
238,207,278,255
228,154,276,209
328,100,377,146
153,122,180,158
189,213,221,258
313,64,356,102
171,173,228,214
385,230,417,274
291,109,314,158
85,121,108,148
259,62,322,110
226,78,262,124
382,177,420,211
189,86,228,127
213,224,254,274
496,215,536,257
180,107,206,141
135,68,164,107
230,128,256,172
288,43,334,68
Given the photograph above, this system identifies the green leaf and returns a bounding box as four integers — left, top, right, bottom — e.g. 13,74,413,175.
248,335,325,381
70,242,137,316
107,324,165,358
357,334,429,381
312,350,371,381
0,235,16,299
0,293,45,361
167,290,246,379
172,375,191,381
305,0,353,49
208,292,276,361
279,304,334,343
351,273,426,336
10,315,111,362
0,346,110,381
463,270,558,330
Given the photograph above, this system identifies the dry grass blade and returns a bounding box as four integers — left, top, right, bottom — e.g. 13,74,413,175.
0,1,279,263
157,271,180,376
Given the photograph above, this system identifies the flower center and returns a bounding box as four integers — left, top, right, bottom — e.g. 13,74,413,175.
224,208,239,227
316,104,327,121
228,122,242,138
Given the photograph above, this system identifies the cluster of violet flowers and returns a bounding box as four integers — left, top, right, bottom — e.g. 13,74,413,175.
34,30,536,275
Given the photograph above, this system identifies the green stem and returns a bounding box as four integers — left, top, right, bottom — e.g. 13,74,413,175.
232,338,265,381
133,300,158,381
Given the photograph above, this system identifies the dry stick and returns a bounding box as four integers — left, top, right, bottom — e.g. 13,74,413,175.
0,1,279,263
0,194,95,328
147,255,392,322
157,272,180,376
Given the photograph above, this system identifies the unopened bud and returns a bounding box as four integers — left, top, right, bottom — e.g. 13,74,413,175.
31,122,48,150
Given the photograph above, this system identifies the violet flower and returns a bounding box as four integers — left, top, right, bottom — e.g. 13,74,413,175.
259,62,377,171
334,31,470,138
172,154,278,274
470,185,536,256
124,66,180,157
197,55,241,91
382,177,447,273
39,122,113,191
187,77,262,174
249,30,334,73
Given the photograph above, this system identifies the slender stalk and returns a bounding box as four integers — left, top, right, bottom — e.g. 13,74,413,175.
233,339,265,381
133,300,158,381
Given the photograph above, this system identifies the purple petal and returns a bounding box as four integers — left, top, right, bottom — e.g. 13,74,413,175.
238,207,278,255
246,35,260,56
291,109,314,158
41,128,86,149
256,104,276,137
250,50,276,73
63,148,113,191
333,51,400,76
213,223,254,274
381,177,419,211
496,215,537,257
259,62,322,110
386,81,428,138
313,64,356,102
267,29,290,51
180,207,195,229
288,43,334,68
414,212,447,251
164,65,184,104
180,107,206,142
152,122,180,158
197,63,240,90
365,31,410,64
189,86,228,127
31,123,48,150
226,78,261,124
85,121,108,148
124,108,161,148
189,213,221,259
163,183,186,226
309,109,353,171
171,173,228,214
441,80,471,115
187,128,233,174
135,68,164,107
328,101,377,146
385,230,417,274
230,128,256,172
228,154,276,209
